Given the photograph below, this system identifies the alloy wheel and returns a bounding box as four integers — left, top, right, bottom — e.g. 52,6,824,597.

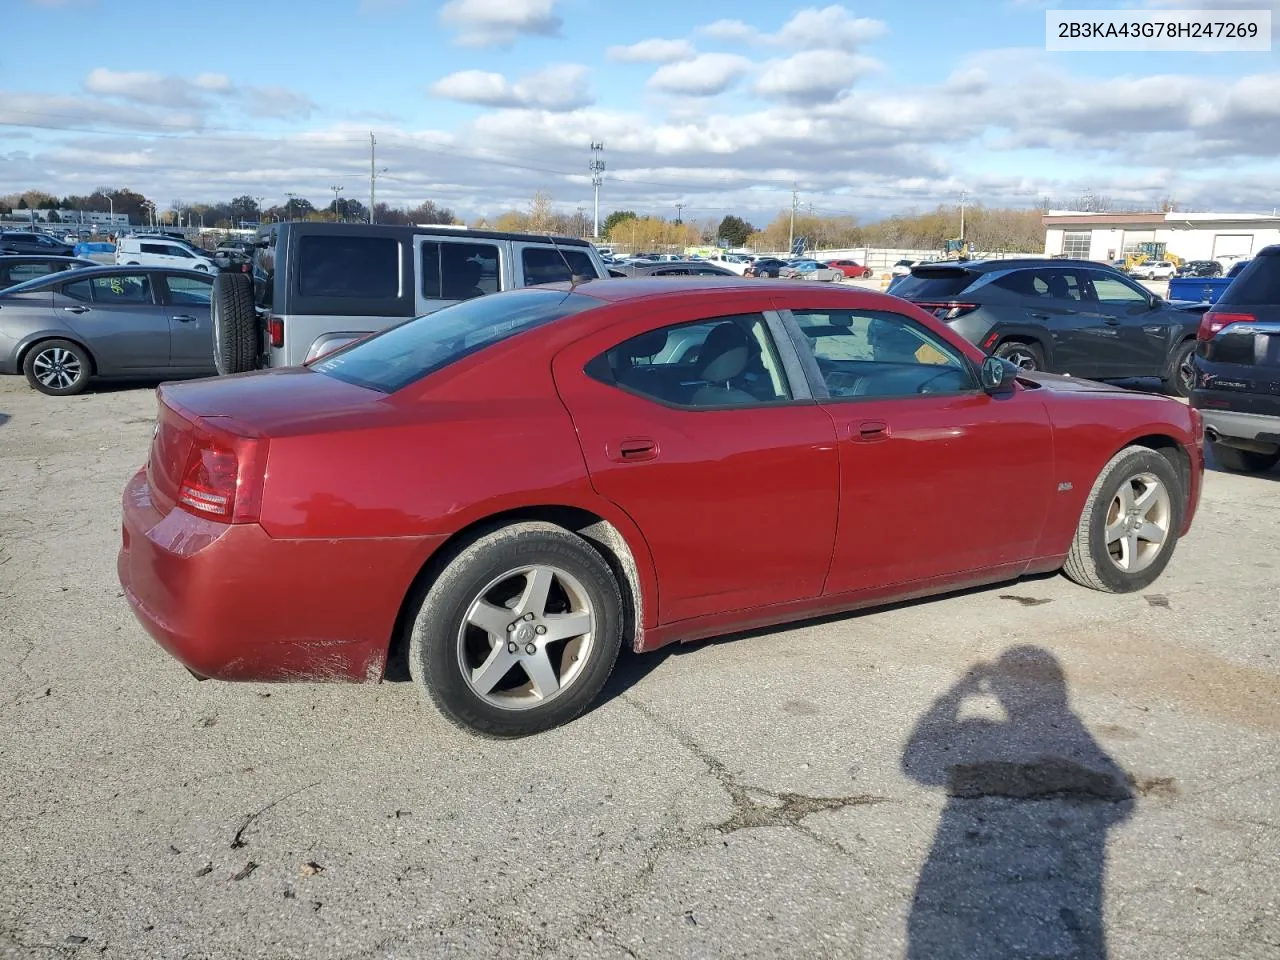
1003,348,1038,370
31,347,82,391
1104,472,1171,573
456,564,596,710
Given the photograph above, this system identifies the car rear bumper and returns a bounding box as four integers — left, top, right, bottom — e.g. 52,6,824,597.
1195,407,1280,447
117,468,443,683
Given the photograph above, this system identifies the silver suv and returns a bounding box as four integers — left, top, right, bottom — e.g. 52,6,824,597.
211,222,609,373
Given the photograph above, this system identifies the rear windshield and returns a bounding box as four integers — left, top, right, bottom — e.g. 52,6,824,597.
1218,255,1280,306
891,269,976,300
312,288,598,393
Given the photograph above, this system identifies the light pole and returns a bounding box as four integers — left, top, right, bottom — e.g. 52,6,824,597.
331,184,344,222
285,192,298,221
254,196,266,225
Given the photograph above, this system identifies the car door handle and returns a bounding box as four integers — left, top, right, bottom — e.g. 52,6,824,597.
1103,318,1121,326
608,438,659,462
171,315,198,322
1030,312,1051,320
852,420,890,442
63,305,90,314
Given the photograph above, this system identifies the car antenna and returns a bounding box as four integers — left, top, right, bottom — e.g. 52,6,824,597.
545,233,592,291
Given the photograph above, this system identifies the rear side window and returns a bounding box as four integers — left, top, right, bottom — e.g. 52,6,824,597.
312,289,597,393
7,262,58,283
64,274,152,303
522,247,596,286
1219,256,1280,304
297,235,400,298
421,241,501,301
891,269,975,300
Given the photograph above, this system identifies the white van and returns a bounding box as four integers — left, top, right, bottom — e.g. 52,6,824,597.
116,236,217,272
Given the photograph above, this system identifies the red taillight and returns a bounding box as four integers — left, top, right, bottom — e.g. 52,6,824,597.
1198,311,1253,341
268,315,283,348
915,301,979,322
176,434,268,524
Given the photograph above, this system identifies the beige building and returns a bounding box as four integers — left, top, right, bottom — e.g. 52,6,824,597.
1042,211,1280,263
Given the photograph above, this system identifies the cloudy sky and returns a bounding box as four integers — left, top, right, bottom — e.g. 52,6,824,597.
2,0,1278,223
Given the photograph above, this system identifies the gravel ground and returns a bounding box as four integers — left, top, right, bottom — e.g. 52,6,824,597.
0,376,1276,960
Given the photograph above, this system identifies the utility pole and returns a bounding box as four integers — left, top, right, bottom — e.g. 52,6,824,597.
959,190,967,240
675,202,684,224
331,184,344,221
370,133,377,224
788,183,798,254
254,196,265,225
589,141,605,239
285,192,298,221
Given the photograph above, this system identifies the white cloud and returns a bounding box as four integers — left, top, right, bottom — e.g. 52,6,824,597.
607,38,697,63
778,5,888,48
696,6,888,51
647,53,752,96
697,18,761,43
84,69,209,109
240,85,317,119
432,64,592,111
439,0,561,47
754,50,881,103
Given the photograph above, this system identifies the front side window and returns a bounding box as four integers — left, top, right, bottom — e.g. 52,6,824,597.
313,289,596,393
141,243,168,255
1089,273,1148,304
166,274,213,304
298,235,400,298
791,309,975,400
421,241,501,301
588,314,792,408
522,246,597,286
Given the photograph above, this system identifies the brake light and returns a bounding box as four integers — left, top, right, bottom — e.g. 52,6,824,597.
915,301,979,322
1198,311,1253,341
268,315,283,348
176,434,268,523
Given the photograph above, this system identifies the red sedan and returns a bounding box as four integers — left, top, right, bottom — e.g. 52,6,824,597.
825,259,874,279
118,279,1204,737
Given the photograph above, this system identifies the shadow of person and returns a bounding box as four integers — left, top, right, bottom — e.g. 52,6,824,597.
901,646,1134,959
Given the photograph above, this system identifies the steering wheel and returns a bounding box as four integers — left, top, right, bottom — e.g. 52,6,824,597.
917,367,967,395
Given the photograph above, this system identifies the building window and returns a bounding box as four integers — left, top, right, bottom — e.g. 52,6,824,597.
1121,231,1156,257
1062,232,1091,259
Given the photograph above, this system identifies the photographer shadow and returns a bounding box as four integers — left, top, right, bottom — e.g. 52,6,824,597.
902,646,1135,959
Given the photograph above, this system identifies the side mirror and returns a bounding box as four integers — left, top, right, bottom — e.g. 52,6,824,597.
1149,296,1164,309
980,355,1018,393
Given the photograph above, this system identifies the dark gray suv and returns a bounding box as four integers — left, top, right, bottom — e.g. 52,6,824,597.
890,258,1203,396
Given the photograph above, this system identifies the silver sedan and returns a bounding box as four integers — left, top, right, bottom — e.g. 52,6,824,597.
0,265,217,395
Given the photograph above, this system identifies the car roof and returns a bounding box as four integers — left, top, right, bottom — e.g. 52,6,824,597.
0,254,93,263
913,257,1118,273
539,276,891,304
266,220,594,248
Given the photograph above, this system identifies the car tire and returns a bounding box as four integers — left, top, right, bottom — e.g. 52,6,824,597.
212,271,259,376
1063,445,1183,593
994,340,1045,371
1208,440,1280,474
408,522,624,738
862,269,873,279
195,264,209,272
1162,339,1197,398
22,338,92,396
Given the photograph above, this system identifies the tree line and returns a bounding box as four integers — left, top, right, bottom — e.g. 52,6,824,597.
0,187,458,229
1,184,1047,252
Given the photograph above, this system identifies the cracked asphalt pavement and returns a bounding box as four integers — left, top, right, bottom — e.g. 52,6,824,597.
1,378,1277,959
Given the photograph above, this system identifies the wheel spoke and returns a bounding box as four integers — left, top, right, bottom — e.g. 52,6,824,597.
1120,531,1141,569
1115,482,1135,514
523,649,560,700
471,644,516,694
1105,518,1128,544
1132,483,1160,516
541,611,591,644
517,567,554,619
1136,521,1165,545
467,599,513,639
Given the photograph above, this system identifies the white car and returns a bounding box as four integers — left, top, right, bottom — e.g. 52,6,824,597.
891,259,919,276
116,236,217,272
704,253,752,276
1131,260,1176,280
